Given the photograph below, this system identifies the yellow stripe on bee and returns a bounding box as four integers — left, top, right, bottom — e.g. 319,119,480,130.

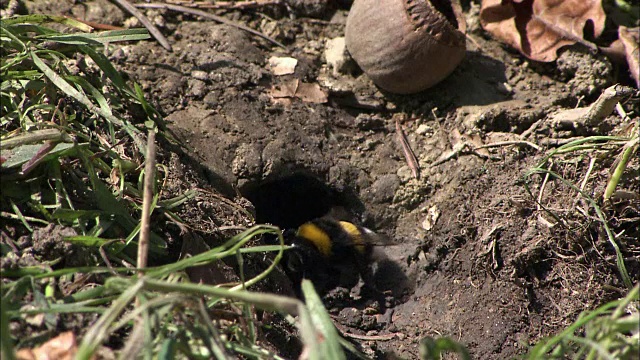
297,223,332,256
339,221,366,253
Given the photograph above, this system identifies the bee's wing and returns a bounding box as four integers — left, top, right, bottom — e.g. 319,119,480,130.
361,226,397,247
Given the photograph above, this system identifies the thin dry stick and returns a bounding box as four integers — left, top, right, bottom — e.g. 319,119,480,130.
111,0,172,51
21,141,57,175
539,137,585,147
431,141,501,166
64,16,125,31
476,140,541,151
573,157,596,209
536,161,551,212
137,130,157,272
167,0,282,10
1,129,72,150
333,321,397,341
615,102,630,122
431,141,468,167
135,2,286,49
520,119,542,139
126,130,157,360
342,331,397,341
99,239,125,275
396,119,420,179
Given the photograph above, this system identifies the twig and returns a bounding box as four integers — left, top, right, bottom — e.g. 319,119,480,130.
431,141,502,167
476,140,541,151
20,141,57,175
538,137,585,147
615,103,630,122
333,321,398,341
99,240,124,276
573,157,596,209
536,160,551,211
213,226,248,232
1,129,73,150
342,332,397,341
479,224,504,245
50,98,65,125
167,0,282,10
430,142,468,167
395,119,420,179
64,16,125,31
111,0,172,51
520,119,542,139
137,130,157,272
465,33,483,52
135,3,286,49
0,211,50,225
125,130,157,360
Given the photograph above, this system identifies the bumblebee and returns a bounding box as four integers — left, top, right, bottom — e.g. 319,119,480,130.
283,217,387,296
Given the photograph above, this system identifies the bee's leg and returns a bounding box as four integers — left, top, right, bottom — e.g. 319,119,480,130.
357,257,382,295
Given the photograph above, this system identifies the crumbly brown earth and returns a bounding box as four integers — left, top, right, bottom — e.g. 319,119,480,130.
14,0,640,358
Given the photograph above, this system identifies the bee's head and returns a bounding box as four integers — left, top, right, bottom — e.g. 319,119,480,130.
282,228,315,274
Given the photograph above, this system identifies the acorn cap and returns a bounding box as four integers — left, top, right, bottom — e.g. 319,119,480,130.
345,0,466,94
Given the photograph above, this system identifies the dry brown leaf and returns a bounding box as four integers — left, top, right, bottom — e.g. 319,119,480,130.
600,38,627,65
619,26,639,88
270,78,299,99
269,79,298,106
295,82,328,103
16,331,77,360
480,0,606,62
269,79,328,104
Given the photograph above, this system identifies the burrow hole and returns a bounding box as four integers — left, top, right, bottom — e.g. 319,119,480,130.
240,173,363,230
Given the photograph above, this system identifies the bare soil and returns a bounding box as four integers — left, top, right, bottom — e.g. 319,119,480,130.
14,0,640,359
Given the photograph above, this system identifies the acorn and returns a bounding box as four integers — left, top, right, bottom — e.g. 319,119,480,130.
345,0,467,94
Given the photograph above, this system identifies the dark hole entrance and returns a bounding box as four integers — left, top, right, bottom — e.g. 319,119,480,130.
241,173,350,230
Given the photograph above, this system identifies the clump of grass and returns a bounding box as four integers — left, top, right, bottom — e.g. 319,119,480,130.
1,15,352,359
1,14,168,264
526,285,639,359
524,128,638,289
522,96,639,358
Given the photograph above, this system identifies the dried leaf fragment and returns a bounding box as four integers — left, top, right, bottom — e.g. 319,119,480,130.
480,0,606,62
269,79,328,104
270,79,300,99
421,205,441,231
16,331,77,360
618,26,639,88
295,82,328,103
268,56,298,76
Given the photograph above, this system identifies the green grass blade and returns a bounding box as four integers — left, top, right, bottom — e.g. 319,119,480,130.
77,280,144,359
36,28,150,45
1,296,16,360
2,15,92,32
301,280,346,360
419,336,471,360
